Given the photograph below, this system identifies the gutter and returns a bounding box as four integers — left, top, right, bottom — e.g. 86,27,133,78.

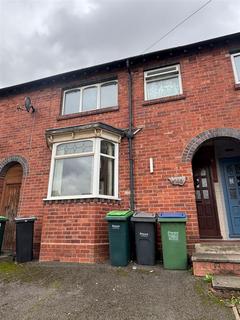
126,59,135,211
1,32,239,96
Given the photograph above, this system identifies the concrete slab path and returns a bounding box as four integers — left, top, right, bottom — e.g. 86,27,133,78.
0,261,235,320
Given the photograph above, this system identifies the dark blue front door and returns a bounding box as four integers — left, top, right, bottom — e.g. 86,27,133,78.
220,157,240,238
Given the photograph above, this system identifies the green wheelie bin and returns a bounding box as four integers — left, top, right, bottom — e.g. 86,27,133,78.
158,212,187,270
0,216,8,254
105,210,133,266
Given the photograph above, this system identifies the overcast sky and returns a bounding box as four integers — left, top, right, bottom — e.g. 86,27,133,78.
0,0,239,88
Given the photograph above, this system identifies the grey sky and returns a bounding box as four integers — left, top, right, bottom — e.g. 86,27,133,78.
0,0,239,88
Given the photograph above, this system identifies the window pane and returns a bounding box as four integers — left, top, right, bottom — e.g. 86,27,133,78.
101,140,115,156
56,140,93,155
234,55,240,82
100,82,117,107
99,156,114,196
52,156,93,196
82,86,97,111
146,76,180,99
63,90,80,114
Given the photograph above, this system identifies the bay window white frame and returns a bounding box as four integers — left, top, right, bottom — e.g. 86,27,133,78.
144,64,183,100
47,138,119,200
231,53,240,84
62,80,118,115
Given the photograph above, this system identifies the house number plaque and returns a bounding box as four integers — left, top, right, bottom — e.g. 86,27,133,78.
168,176,186,186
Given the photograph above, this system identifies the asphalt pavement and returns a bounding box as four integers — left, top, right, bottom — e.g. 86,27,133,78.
0,261,235,320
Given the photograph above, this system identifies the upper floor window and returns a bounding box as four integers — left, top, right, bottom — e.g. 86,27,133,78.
144,64,182,100
231,53,240,84
62,80,118,115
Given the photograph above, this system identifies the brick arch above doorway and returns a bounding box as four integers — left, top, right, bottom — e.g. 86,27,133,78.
0,155,29,177
182,128,240,162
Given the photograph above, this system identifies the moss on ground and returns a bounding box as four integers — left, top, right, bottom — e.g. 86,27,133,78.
0,261,62,288
115,268,129,277
194,277,238,313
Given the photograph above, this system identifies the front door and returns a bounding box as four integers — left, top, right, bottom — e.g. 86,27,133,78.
0,164,23,252
220,157,240,238
193,165,221,238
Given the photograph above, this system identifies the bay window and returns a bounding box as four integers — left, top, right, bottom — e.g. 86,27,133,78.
48,138,118,199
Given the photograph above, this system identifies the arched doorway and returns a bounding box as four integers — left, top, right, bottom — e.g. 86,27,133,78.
182,129,240,240
192,138,240,239
0,164,23,252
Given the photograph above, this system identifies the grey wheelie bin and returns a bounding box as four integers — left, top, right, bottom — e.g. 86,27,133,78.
131,212,156,265
105,210,133,266
15,217,37,263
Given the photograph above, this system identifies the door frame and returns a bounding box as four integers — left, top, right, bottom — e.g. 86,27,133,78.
193,163,221,239
192,145,222,239
219,156,240,238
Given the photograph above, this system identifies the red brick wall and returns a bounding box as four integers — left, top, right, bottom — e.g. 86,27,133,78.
0,38,239,262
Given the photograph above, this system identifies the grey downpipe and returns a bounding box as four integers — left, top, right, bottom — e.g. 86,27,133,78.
126,59,135,211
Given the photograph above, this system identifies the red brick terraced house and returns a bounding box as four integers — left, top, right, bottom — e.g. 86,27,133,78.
0,32,240,275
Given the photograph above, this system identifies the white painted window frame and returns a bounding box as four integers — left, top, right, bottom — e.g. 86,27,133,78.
47,138,119,200
62,80,118,115
144,64,183,101
231,53,240,84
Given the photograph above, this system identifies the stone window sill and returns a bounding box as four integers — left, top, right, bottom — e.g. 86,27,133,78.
43,197,121,204
142,94,186,106
57,106,119,121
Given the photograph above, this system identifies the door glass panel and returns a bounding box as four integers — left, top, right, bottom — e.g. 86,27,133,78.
194,178,200,189
200,168,206,176
201,178,208,188
195,190,201,200
202,190,209,199
235,164,240,175
229,189,237,199
237,176,240,187
227,165,234,175
228,177,235,186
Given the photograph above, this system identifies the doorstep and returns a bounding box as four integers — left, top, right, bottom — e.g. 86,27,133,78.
212,275,240,291
192,242,240,276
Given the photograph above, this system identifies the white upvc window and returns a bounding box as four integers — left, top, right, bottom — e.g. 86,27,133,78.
62,80,118,115
144,64,182,100
47,138,119,200
231,53,240,84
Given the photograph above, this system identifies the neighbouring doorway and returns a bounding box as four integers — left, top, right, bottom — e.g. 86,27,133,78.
0,164,23,252
192,146,222,239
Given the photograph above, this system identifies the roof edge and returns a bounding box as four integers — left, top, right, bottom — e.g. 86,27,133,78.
1,31,240,95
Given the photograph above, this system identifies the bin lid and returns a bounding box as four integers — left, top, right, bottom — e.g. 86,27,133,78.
0,216,8,222
15,216,37,223
105,210,133,221
131,212,156,222
158,212,187,222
